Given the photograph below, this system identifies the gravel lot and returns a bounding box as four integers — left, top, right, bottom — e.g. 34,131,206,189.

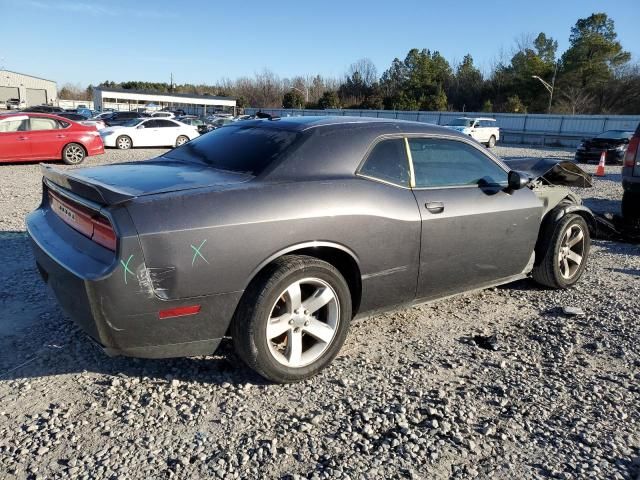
0,145,639,479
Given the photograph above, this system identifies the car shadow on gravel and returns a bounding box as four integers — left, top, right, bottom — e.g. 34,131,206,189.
0,231,269,387
582,197,621,215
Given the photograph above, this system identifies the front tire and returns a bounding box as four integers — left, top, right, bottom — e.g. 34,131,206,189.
622,191,640,228
116,135,132,150
533,214,590,289
231,255,352,383
62,143,86,165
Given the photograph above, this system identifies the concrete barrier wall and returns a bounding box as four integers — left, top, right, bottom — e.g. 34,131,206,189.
245,108,640,147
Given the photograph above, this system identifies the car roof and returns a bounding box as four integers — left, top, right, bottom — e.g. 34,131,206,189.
0,112,71,120
235,115,458,135
455,117,496,122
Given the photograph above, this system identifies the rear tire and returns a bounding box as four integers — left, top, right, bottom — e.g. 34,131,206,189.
487,135,496,148
533,214,590,289
116,135,132,150
62,143,86,165
175,135,189,147
231,255,352,383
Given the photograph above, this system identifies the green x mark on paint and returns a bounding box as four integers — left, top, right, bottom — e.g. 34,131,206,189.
120,254,134,284
191,240,210,266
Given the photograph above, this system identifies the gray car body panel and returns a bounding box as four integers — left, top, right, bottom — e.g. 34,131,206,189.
27,116,592,358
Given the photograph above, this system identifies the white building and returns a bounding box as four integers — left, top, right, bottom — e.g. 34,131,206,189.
0,70,58,107
94,87,236,115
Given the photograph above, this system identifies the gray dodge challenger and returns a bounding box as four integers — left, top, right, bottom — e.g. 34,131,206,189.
27,116,594,383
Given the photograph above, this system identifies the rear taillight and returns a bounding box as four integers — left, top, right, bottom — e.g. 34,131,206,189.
92,216,117,250
624,136,639,167
49,191,116,251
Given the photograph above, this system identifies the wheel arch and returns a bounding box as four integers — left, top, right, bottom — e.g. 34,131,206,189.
240,241,362,319
535,199,595,266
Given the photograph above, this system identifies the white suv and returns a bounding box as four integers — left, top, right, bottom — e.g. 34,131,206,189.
445,117,500,148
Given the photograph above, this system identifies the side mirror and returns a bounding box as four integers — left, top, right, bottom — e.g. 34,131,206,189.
137,125,145,129
507,170,530,191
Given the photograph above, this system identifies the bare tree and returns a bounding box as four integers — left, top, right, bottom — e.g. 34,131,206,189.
347,58,378,87
556,86,596,114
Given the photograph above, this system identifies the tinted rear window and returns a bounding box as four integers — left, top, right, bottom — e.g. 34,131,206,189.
164,125,300,175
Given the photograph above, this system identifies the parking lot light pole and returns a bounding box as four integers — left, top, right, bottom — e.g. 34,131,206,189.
532,62,558,114
290,86,309,106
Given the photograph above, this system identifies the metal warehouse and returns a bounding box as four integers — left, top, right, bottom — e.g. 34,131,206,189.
94,87,236,115
0,70,57,106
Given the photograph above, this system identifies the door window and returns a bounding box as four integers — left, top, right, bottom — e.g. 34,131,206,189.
0,119,28,132
408,138,507,188
140,120,158,128
29,117,59,131
155,120,177,128
359,138,410,187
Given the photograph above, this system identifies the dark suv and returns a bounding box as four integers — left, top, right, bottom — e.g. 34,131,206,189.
22,105,65,113
102,111,149,126
622,123,640,221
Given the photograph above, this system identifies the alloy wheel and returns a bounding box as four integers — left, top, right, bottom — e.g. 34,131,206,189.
558,224,585,279
266,277,340,368
65,145,84,163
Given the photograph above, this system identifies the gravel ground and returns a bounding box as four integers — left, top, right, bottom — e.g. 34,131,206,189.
0,145,639,479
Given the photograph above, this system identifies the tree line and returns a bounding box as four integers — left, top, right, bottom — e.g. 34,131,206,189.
59,12,640,115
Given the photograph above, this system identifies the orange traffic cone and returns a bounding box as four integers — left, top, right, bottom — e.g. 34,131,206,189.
595,150,606,177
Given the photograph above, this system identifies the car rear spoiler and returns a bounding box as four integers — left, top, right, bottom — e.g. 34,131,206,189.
41,164,136,205
503,158,593,188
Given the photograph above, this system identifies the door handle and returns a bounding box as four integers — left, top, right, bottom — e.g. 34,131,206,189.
56,134,67,139
18,136,29,141
425,201,444,214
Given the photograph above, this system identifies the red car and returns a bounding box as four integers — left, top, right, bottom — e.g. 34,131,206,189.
0,113,104,164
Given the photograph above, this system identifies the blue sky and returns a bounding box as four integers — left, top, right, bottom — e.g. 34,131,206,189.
1,0,638,86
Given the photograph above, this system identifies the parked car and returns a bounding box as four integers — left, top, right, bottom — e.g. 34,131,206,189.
574,130,635,164
76,108,94,118
622,124,640,223
149,111,175,119
26,117,594,383
99,117,199,149
0,113,104,164
208,117,235,129
177,116,212,134
22,105,66,113
92,111,116,120
101,111,149,126
445,117,500,148
6,98,26,110
56,112,106,130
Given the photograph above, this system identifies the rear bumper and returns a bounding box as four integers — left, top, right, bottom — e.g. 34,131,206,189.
26,201,241,359
622,167,640,193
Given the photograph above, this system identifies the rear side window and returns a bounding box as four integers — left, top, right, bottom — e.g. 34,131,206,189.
359,138,410,186
409,138,507,188
155,120,177,128
164,125,301,175
29,117,59,131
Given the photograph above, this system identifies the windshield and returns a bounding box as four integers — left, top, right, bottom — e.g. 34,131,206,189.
449,118,473,127
595,130,633,139
164,125,301,175
121,118,146,127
